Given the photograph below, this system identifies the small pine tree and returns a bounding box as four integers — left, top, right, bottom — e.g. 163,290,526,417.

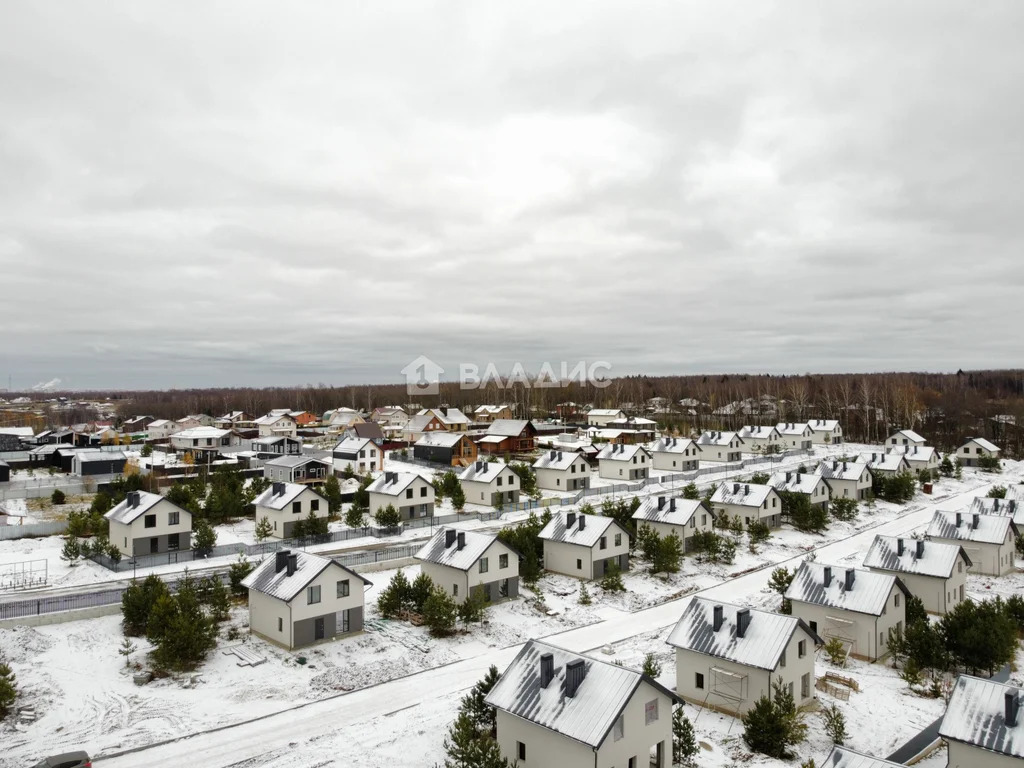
458,586,488,625
821,702,847,745
374,504,401,529
322,474,343,517
578,581,592,605
193,518,217,555
423,588,458,637
0,659,16,718
600,560,626,592
824,637,847,667
462,665,501,735
444,711,489,768
377,569,412,618
729,515,744,538
344,505,366,529
672,705,698,766
829,497,858,522
641,652,661,678
987,485,1008,499
228,553,254,596
681,482,700,500
118,636,137,667
954,459,963,479
748,520,771,544
254,516,273,542
409,571,435,613
60,535,81,565
742,677,807,759
201,574,231,623
51,489,66,505
939,455,953,477
653,532,683,574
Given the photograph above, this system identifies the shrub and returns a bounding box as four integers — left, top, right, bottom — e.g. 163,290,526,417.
742,678,807,758
987,485,1007,499
344,505,365,529
374,504,401,529
824,637,847,667
600,560,626,592
652,532,683,575
192,518,217,555
228,553,254,596
423,588,458,637
641,652,661,678
748,520,771,544
940,597,1018,675
409,572,435,613
0,660,16,719
377,570,412,618
578,582,592,605
51,489,66,505
829,497,858,522
821,703,847,745
458,586,488,625
749,472,770,485
978,455,1002,472
672,706,698,766
681,482,700,500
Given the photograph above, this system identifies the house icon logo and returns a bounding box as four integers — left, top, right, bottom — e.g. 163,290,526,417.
401,356,444,395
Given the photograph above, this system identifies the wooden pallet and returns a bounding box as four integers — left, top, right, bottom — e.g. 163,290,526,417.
222,645,267,667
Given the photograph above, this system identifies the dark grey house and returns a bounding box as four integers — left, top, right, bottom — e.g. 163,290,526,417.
0,460,9,483
263,456,332,485
72,450,127,476
251,435,302,460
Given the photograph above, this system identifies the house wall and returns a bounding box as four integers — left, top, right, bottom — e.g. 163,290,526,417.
418,561,468,602
587,411,624,427
75,457,127,476
596,682,675,768
331,443,382,474
109,499,192,557
791,583,904,661
928,535,1016,577
889,434,925,448
650,451,699,471
870,566,966,615
699,442,742,462
255,488,327,539
598,455,649,481
494,710,594,768
946,741,1021,768
824,474,872,501
461,474,519,506
258,420,297,438
956,442,999,467
368,477,435,518
713,495,782,529
905,455,940,474
643,513,715,552
543,528,628,580
535,462,591,491
467,540,520,598
808,427,842,445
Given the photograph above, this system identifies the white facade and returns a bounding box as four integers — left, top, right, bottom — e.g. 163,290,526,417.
332,437,382,475
255,414,298,438
367,472,435,521
596,444,650,481
695,431,743,462
458,462,520,507
647,437,700,471
807,419,843,445
533,450,592,492
417,534,520,604
956,437,1001,467
169,427,242,453
105,493,192,557
737,426,781,454
709,483,783,529
539,512,630,580
887,429,926,448
253,483,329,539
775,422,813,450
586,408,626,427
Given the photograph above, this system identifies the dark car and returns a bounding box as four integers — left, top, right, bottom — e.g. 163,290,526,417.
32,753,91,768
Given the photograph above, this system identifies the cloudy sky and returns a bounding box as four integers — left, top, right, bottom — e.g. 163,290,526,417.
1,1,1022,390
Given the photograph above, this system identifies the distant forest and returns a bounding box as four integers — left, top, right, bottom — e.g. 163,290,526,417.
10,369,1024,457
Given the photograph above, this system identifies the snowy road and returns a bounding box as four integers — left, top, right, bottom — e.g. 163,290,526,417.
97,482,989,767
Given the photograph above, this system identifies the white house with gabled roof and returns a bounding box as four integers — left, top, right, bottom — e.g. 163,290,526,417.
146,419,179,440
631,496,715,552
939,675,1024,768
970,496,1024,527
862,534,971,615
737,425,781,454
105,490,192,557
253,482,328,539
532,449,591,492
769,469,831,510
254,413,297,438
538,511,629,580
241,549,370,650
785,562,908,661
485,639,681,768
647,436,700,471
667,597,821,716
331,436,382,475
366,471,435,521
816,458,872,501
956,437,1001,467
925,510,1018,577
586,408,626,427
807,419,843,445
458,460,519,507
695,431,743,462
865,451,911,477
415,528,520,603
887,429,926,448
596,443,650,480
709,482,783,529
896,445,941,474
775,422,813,450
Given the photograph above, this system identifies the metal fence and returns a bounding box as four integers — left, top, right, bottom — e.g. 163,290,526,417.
0,521,68,540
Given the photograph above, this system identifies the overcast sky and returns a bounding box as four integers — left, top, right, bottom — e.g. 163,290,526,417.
2,1,1023,391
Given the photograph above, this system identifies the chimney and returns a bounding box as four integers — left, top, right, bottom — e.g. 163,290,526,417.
994,498,1000,511
558,451,563,461
1006,691,1020,727
565,659,586,698
286,553,297,576
823,566,832,587
275,549,290,573
915,539,925,558
733,483,740,494
657,497,665,510
550,450,557,460
972,513,980,530
713,604,724,632
844,569,855,591
567,512,576,529
745,484,750,496
445,529,457,548
273,481,285,497
669,498,676,512
897,539,905,556
842,461,847,472
476,460,484,472
736,608,751,638
540,653,555,689
457,532,466,550
786,471,792,483
956,512,962,528
578,514,585,531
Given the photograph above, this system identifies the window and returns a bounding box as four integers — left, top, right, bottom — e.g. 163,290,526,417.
479,558,489,574
798,640,806,658
307,585,321,605
695,672,704,689
600,536,607,550
645,699,659,724
508,475,515,486
168,533,180,551
278,617,283,632
453,584,458,597
628,758,636,768
337,579,350,598
779,650,786,668
809,620,817,634
614,533,622,546
957,561,963,573
358,450,365,458
517,742,526,761
576,559,582,570
499,554,508,569
311,499,320,512
499,578,509,597
894,593,900,607
420,486,427,497
497,477,503,487
406,488,413,499
144,514,156,528
292,501,302,515
168,511,180,526
801,673,810,698
613,714,624,741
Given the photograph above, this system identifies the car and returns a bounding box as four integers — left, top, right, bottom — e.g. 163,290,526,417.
32,753,91,768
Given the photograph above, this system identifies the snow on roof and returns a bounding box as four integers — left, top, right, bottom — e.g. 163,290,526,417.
667,598,809,671
891,445,939,462
76,449,126,462
147,419,173,427
533,449,586,471
172,427,231,439
538,511,620,548
264,455,328,469
807,419,840,433
775,422,811,436
474,405,507,414
785,562,903,617
939,675,1024,758
104,491,175,524
864,452,910,472
816,459,869,482
252,435,297,445
415,528,501,570
863,535,970,578
241,550,368,602
332,436,374,455
926,510,1016,545
485,419,532,437
418,408,469,426
485,639,676,749
0,427,34,438
596,444,649,462
737,425,779,440
458,460,513,483
254,482,317,510
647,436,698,454
769,470,826,495
414,431,464,448
587,408,625,417
823,746,906,767
710,482,773,508
696,430,740,447
476,435,508,444
632,496,707,528
366,471,422,496
963,436,1000,452
889,429,925,443
254,413,294,425
969,497,1024,526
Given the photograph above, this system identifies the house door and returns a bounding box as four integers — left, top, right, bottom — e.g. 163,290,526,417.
314,617,325,641
150,537,159,554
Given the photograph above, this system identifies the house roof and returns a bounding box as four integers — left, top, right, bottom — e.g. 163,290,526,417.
486,419,532,437
775,422,811,436
538,511,622,548
241,550,369,602
415,528,503,570
75,449,126,463
264,456,330,470
587,409,625,417
710,482,774,508
964,437,1000,452
926,510,1017,545
418,408,469,426
816,459,869,482
667,597,819,671
532,450,586,471
333,437,375,455
895,446,939,462
823,746,906,768
484,639,680,749
476,435,508,445
696,430,740,447
595,444,649,462
769,470,826,495
969,497,1024,526
889,429,926,443
147,419,174,428
647,436,698,454
475,405,508,415
862,535,971,578
939,675,1024,758
864,452,910,472
0,426,34,439
737,425,779,440
104,491,182,525
254,413,295,425
785,562,906,617
172,427,232,440
458,461,514,483
632,496,708,528
414,432,465,449
251,435,298,446
807,419,841,433
254,482,323,510
366,471,423,496
349,422,384,441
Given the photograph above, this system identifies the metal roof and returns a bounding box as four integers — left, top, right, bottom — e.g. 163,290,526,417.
816,459,870,482
647,436,699,454
710,482,774,508
807,419,841,432
969,497,1024,526
862,535,970,578
253,482,324,510
926,510,1016,545
695,430,741,447
770,470,828,496
458,461,515,484
786,562,905,617
888,429,926,443
414,431,464,448
775,422,811,436
485,639,678,749
486,419,532,437
595,444,649,461
75,449,126,462
939,675,1024,758
963,437,1000,452
241,550,369,602
823,746,905,768
415,528,507,571
737,425,780,439
864,452,910,472
894,446,939,462
366,472,423,496
332,437,375,455
587,409,625,417
172,427,233,440
667,597,814,671
533,450,588,471
632,496,708,528
538,511,622,548
104,491,181,525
